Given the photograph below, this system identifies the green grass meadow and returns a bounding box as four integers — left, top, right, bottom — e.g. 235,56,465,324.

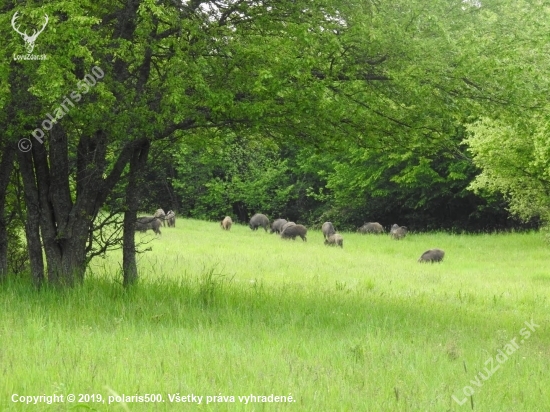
1,219,549,411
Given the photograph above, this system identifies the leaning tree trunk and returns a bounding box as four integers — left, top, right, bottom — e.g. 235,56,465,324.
0,141,15,281
122,139,150,287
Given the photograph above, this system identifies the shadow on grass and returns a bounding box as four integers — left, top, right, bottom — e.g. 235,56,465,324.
1,269,540,346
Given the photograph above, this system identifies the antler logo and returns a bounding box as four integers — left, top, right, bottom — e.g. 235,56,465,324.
11,12,49,54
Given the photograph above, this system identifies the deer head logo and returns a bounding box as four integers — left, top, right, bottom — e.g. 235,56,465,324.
11,12,49,54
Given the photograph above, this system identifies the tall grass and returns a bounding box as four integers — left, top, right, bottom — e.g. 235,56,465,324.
1,219,548,410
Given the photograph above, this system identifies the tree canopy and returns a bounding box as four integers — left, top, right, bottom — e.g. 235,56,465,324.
0,0,547,286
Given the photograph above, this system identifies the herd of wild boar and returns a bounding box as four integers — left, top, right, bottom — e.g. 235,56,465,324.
135,209,176,235
245,213,444,263
136,210,444,263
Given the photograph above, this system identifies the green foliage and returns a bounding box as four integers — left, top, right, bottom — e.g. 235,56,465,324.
4,170,28,277
157,0,549,231
165,127,522,231
466,117,550,222
171,132,296,220
2,0,549,288
460,1,550,226
6,224,28,276
298,141,514,230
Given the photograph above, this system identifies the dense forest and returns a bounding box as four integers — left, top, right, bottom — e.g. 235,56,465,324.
1,0,549,286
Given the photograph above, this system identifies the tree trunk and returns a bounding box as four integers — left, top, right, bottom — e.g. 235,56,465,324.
0,141,15,280
29,132,83,287
123,139,151,287
17,149,45,288
23,125,119,287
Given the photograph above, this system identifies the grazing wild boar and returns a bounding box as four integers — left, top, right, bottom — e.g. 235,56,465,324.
270,218,288,234
166,210,176,227
322,222,336,240
154,208,166,226
418,249,445,263
358,222,384,234
324,233,343,248
281,224,307,241
135,216,162,235
249,213,270,231
221,216,233,230
390,224,407,240
280,221,296,234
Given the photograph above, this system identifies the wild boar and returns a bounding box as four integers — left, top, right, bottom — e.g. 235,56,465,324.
281,224,307,241
390,224,407,240
166,210,176,227
221,216,233,230
249,213,270,231
324,233,343,248
154,208,166,227
418,248,445,263
136,216,162,235
322,222,336,240
358,222,384,234
270,218,288,234
281,221,296,232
